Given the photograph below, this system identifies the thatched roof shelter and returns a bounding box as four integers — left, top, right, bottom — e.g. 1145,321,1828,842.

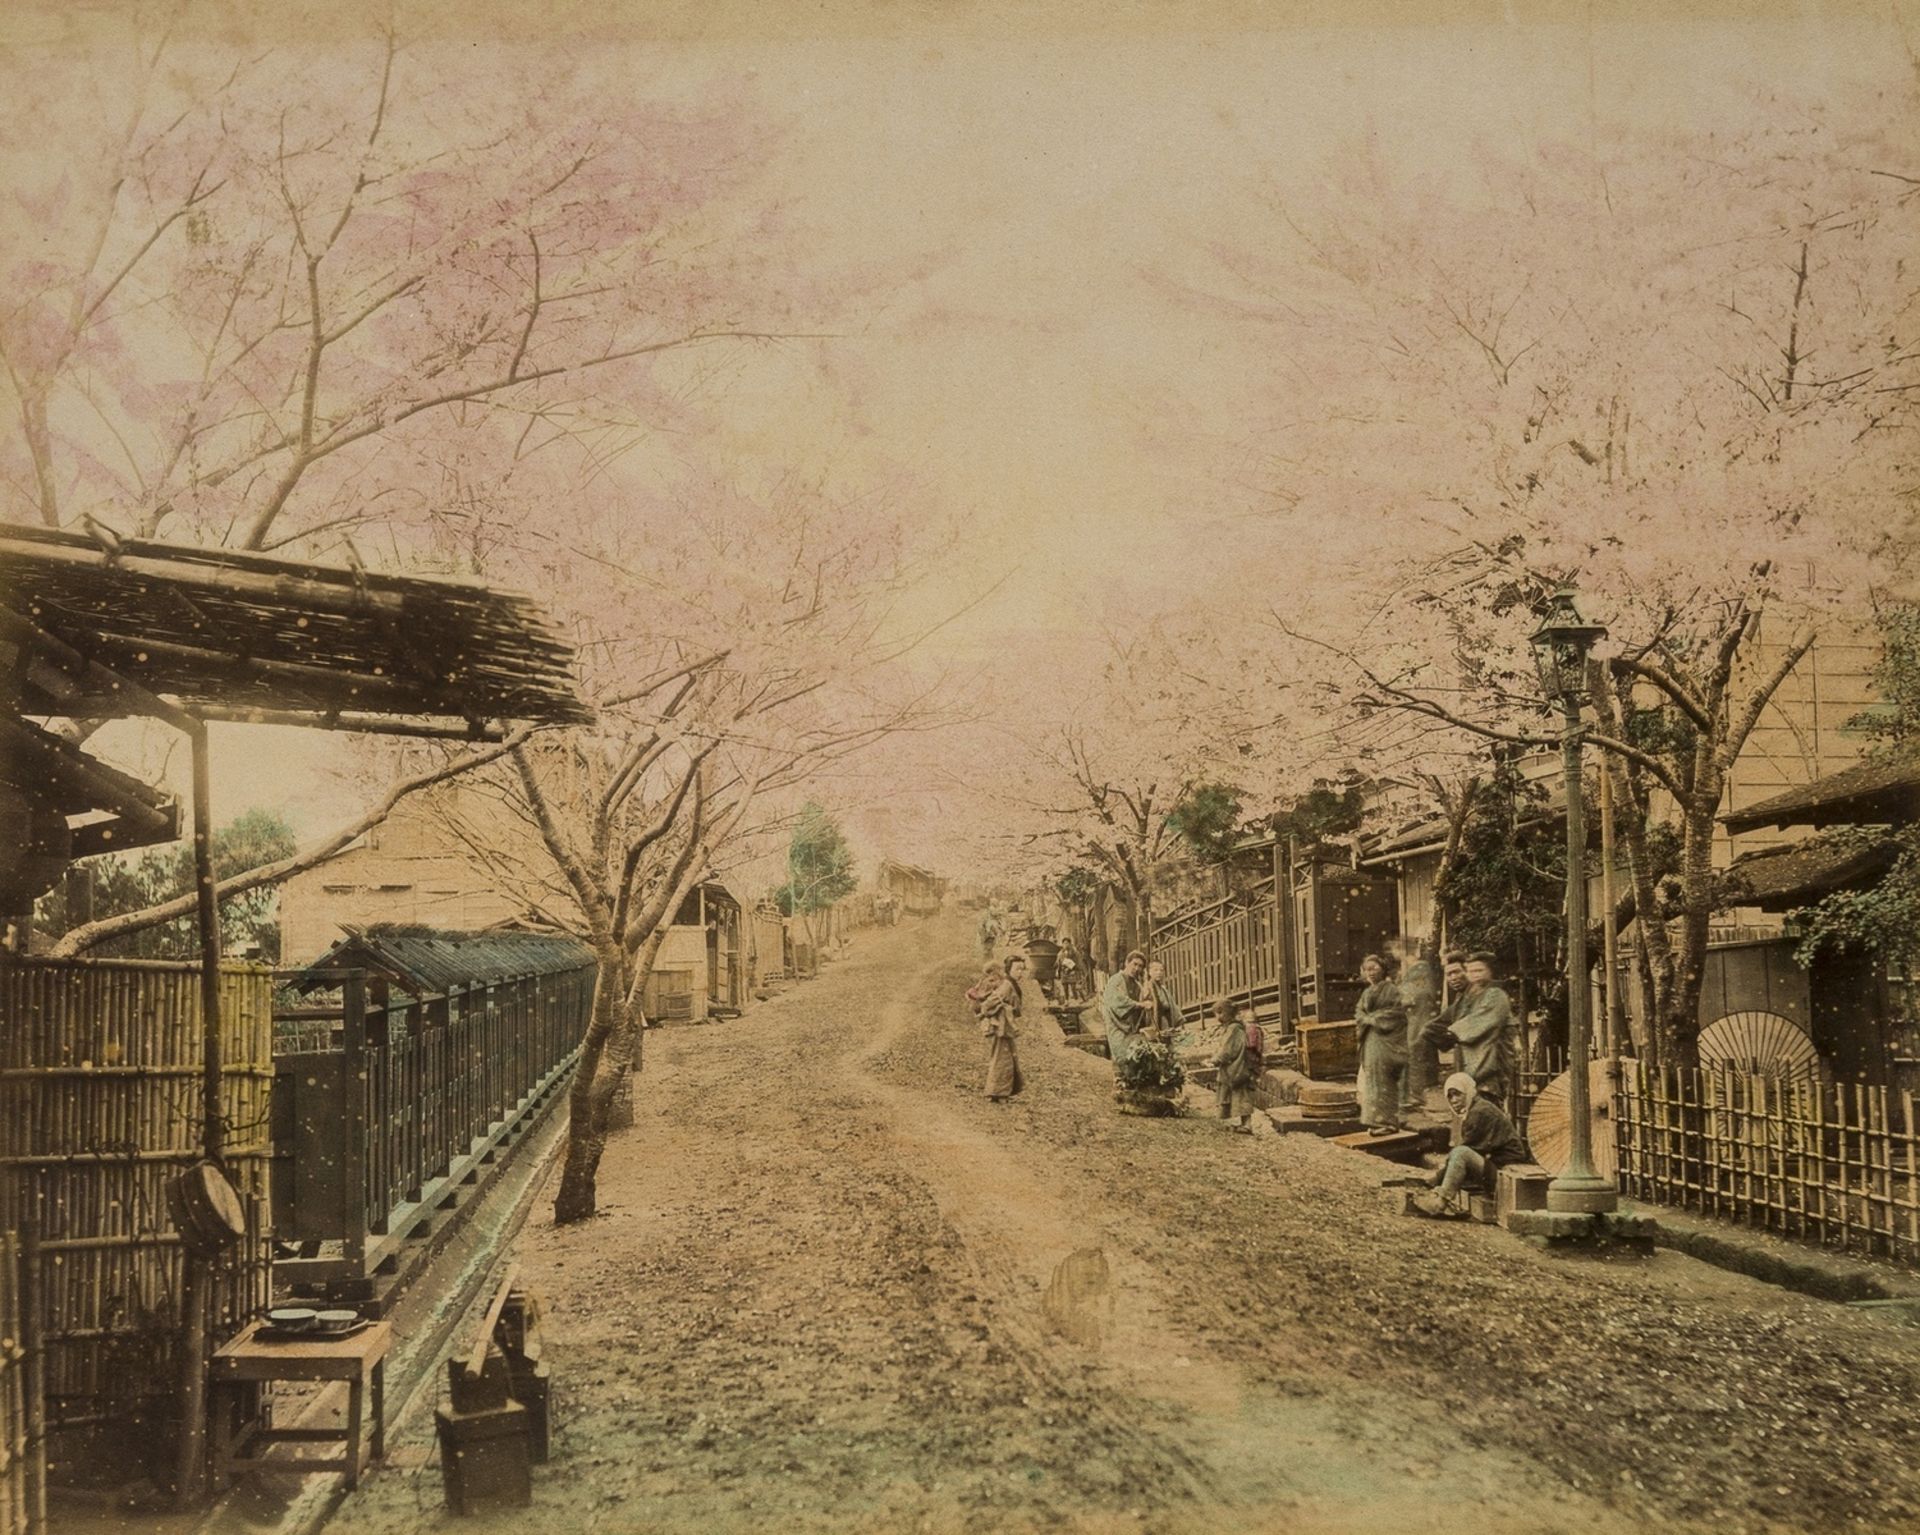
0,523,591,735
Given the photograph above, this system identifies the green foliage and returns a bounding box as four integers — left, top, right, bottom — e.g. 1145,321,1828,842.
1270,781,1367,850
33,807,298,960
1436,766,1568,971
1845,600,1920,751
1789,826,1919,968
1165,781,1245,863
1054,865,1103,906
1790,602,1920,965
776,801,857,917
1115,1038,1187,1094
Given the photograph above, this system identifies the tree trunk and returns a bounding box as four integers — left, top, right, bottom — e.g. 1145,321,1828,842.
1659,798,1720,1068
552,944,630,1224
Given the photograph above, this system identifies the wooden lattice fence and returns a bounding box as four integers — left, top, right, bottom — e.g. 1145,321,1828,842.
1615,1063,1920,1265
0,957,273,1454
1152,879,1286,1032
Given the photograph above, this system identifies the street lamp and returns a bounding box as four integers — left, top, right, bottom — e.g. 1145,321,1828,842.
1528,586,1618,1215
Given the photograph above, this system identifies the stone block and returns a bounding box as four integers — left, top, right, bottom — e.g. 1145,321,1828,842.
1469,1195,1499,1225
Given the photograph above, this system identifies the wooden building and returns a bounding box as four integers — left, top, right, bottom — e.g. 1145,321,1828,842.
878,860,946,916
647,882,746,1021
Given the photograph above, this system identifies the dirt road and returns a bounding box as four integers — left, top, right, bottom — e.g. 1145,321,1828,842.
330,915,1920,1535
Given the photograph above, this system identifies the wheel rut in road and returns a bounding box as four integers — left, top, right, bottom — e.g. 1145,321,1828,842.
840,920,1634,1535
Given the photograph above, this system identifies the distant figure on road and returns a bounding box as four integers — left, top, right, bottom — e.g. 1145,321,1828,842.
1414,1072,1529,1218
978,908,1002,960
1101,950,1149,1065
978,954,1027,1102
1211,999,1262,1134
1055,944,1080,1000
1354,952,1409,1135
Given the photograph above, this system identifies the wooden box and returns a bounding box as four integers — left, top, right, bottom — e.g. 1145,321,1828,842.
436,1400,532,1513
1296,1020,1357,1080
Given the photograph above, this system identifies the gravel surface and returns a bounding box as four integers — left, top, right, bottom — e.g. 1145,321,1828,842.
328,915,1920,1535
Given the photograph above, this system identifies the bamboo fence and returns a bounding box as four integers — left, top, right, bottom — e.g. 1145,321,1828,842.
1615,1063,1920,1265
0,957,273,1433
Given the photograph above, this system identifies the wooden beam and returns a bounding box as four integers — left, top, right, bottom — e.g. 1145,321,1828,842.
191,705,506,740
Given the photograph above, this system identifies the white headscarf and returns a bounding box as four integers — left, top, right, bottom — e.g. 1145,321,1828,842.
1443,1071,1478,1112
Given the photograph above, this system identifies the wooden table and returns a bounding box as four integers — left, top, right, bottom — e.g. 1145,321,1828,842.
210,1320,392,1489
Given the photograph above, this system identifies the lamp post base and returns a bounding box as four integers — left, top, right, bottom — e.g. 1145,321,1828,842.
1546,1176,1619,1215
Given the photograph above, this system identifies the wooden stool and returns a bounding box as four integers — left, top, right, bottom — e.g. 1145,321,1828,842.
210,1320,393,1490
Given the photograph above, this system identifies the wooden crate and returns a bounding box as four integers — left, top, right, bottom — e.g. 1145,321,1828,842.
1296,1020,1357,1080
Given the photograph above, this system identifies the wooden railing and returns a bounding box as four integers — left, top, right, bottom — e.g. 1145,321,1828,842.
272,965,592,1289
1150,880,1286,1031
1615,1063,1920,1266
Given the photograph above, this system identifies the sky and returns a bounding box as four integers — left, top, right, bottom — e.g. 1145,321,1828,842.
10,0,1914,858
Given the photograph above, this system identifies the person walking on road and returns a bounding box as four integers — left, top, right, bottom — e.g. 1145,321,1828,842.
1101,950,1149,1066
979,954,1027,1101
1354,951,1409,1135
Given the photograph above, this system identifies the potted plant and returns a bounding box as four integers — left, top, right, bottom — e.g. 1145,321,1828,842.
1113,1039,1187,1117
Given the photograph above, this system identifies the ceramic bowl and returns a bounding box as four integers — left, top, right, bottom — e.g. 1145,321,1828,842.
315,1309,360,1332
267,1307,317,1331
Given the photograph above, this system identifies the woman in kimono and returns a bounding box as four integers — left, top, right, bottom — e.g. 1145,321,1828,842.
1211,1000,1261,1133
1354,951,1409,1135
978,954,1027,1101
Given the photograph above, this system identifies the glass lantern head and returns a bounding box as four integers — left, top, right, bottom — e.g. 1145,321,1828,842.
1528,586,1608,702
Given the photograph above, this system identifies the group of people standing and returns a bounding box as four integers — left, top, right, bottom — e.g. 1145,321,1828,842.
962,939,1528,1212
1353,948,1517,1134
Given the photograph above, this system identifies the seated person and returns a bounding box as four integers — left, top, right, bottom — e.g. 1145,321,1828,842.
1416,1071,1528,1218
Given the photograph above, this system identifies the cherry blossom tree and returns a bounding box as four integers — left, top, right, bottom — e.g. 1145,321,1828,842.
409,472,964,1222
0,10,807,554
1188,98,1917,1060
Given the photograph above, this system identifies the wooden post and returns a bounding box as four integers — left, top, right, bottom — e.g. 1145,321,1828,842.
1599,764,1624,1057
21,1220,46,1534
341,973,369,1274
1273,836,1299,1033
175,718,223,1508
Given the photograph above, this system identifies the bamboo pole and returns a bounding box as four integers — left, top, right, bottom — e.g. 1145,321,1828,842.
174,719,222,1509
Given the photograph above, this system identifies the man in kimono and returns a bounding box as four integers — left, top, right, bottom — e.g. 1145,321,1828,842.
1429,951,1514,1104
1102,950,1149,1066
